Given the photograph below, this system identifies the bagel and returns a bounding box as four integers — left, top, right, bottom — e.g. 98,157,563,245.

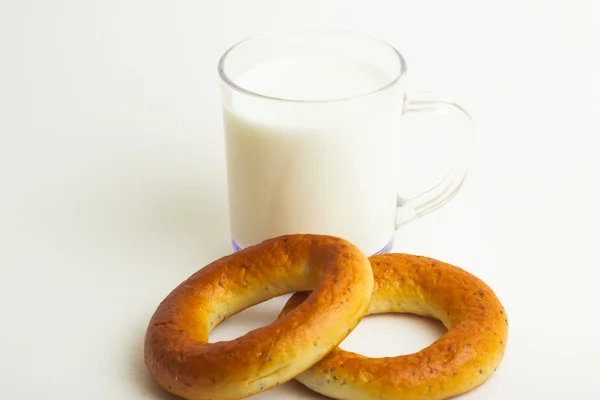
144,234,374,400
280,253,508,400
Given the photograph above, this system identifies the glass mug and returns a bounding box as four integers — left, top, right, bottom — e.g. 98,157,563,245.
219,31,473,256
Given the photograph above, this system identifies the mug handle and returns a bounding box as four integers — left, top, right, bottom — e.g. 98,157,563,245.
395,92,475,228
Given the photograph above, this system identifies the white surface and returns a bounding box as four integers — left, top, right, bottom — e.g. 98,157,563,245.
0,1,598,399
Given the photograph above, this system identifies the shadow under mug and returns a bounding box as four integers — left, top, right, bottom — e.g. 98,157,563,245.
219,31,473,256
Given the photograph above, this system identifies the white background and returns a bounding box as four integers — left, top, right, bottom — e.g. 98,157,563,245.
1,0,598,399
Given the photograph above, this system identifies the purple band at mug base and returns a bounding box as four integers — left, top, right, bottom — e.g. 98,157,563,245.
231,236,395,256
231,237,243,252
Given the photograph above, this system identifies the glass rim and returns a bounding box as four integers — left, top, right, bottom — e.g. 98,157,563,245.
217,30,408,104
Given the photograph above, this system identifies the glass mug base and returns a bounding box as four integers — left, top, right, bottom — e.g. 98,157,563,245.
231,236,395,256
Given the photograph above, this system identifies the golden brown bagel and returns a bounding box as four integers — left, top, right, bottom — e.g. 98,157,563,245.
144,234,374,400
281,253,508,400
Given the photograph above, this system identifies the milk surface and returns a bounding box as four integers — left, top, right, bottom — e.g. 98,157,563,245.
223,54,401,254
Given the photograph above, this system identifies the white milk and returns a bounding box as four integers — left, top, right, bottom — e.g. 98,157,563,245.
222,54,402,255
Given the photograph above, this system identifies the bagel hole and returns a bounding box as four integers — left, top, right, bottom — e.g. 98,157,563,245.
209,295,292,342
340,313,446,357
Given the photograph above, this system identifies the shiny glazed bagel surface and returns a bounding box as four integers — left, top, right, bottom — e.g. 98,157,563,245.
281,253,508,400
144,234,374,400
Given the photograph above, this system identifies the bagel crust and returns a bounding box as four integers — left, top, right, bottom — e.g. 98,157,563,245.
144,234,374,400
281,253,508,400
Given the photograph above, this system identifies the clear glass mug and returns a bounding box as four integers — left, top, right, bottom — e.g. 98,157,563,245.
219,31,473,256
